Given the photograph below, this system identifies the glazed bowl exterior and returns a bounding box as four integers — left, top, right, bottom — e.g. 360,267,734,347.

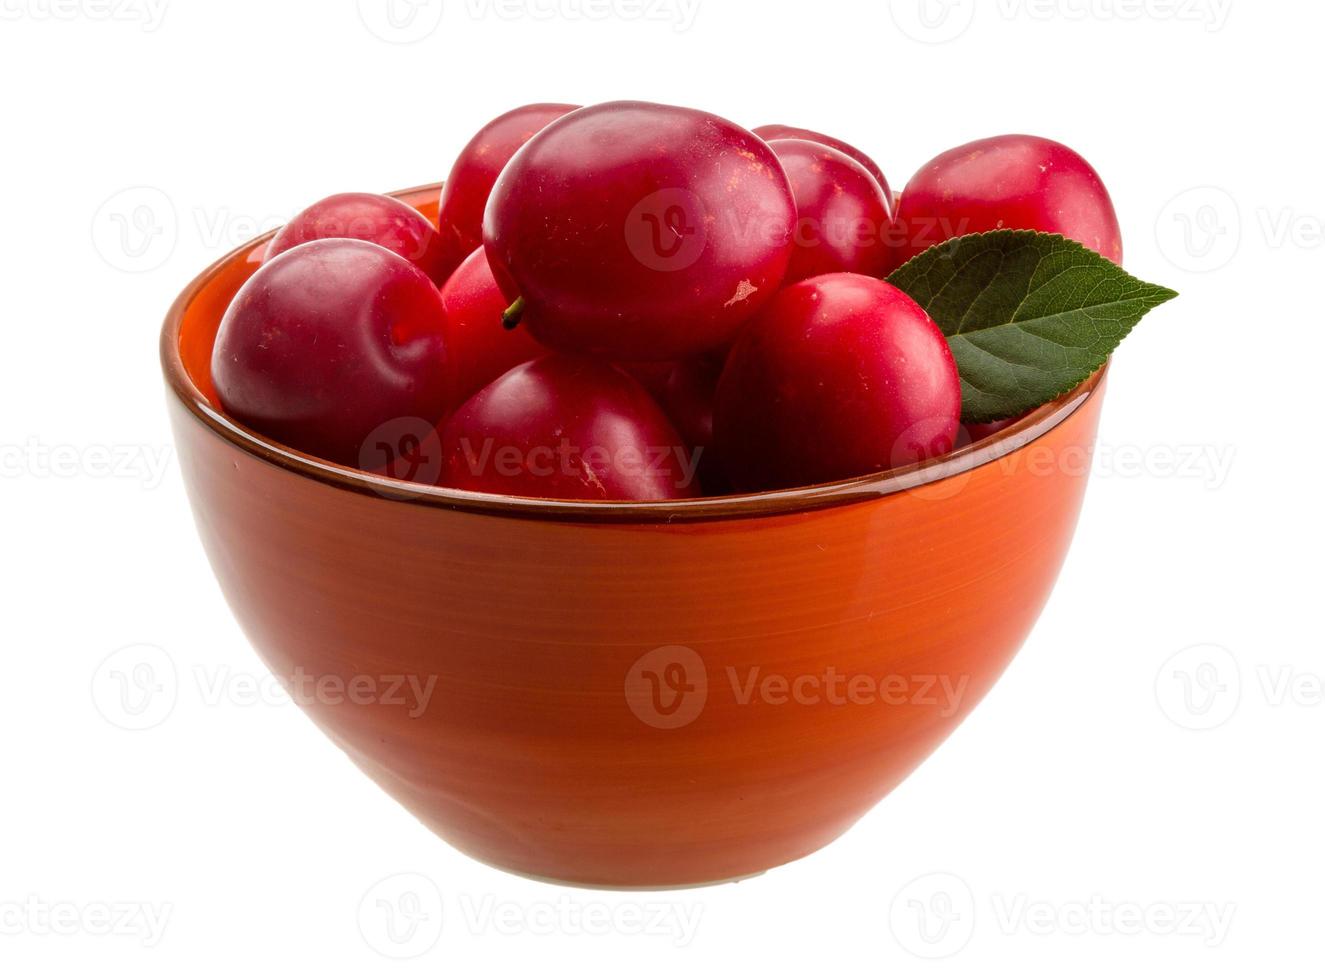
162,184,1106,887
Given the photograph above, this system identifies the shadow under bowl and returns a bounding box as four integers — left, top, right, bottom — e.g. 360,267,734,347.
162,183,1107,888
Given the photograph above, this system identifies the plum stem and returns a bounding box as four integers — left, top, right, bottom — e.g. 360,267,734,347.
501,296,526,331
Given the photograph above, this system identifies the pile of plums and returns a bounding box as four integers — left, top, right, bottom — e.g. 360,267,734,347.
212,101,1121,500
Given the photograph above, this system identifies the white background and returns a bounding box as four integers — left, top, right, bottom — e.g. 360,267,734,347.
1,0,1319,975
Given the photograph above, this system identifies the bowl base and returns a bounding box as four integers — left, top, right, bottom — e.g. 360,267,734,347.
461,849,769,891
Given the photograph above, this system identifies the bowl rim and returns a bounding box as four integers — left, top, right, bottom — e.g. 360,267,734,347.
161,180,1106,525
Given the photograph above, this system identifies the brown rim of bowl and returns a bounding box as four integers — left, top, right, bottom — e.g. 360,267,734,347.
160,181,1107,525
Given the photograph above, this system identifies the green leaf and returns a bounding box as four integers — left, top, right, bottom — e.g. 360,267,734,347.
886,230,1178,424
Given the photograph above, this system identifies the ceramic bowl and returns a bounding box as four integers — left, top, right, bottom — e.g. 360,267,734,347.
162,183,1106,887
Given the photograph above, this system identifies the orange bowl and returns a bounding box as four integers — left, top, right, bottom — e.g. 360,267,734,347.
162,183,1106,888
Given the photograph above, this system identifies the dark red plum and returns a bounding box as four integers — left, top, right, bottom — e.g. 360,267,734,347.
439,246,550,406
753,123,891,201
769,138,893,283
267,192,450,285
440,355,700,501
214,239,450,467
484,101,797,361
889,134,1122,270
715,274,960,491
436,103,579,276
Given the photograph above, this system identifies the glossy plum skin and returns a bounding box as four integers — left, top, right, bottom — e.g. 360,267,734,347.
753,124,891,201
440,246,550,406
889,134,1122,270
484,101,797,362
769,139,894,283
661,357,720,453
213,239,450,467
266,192,450,285
439,355,699,501
660,355,728,494
436,103,579,276
715,274,960,492
616,360,676,400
